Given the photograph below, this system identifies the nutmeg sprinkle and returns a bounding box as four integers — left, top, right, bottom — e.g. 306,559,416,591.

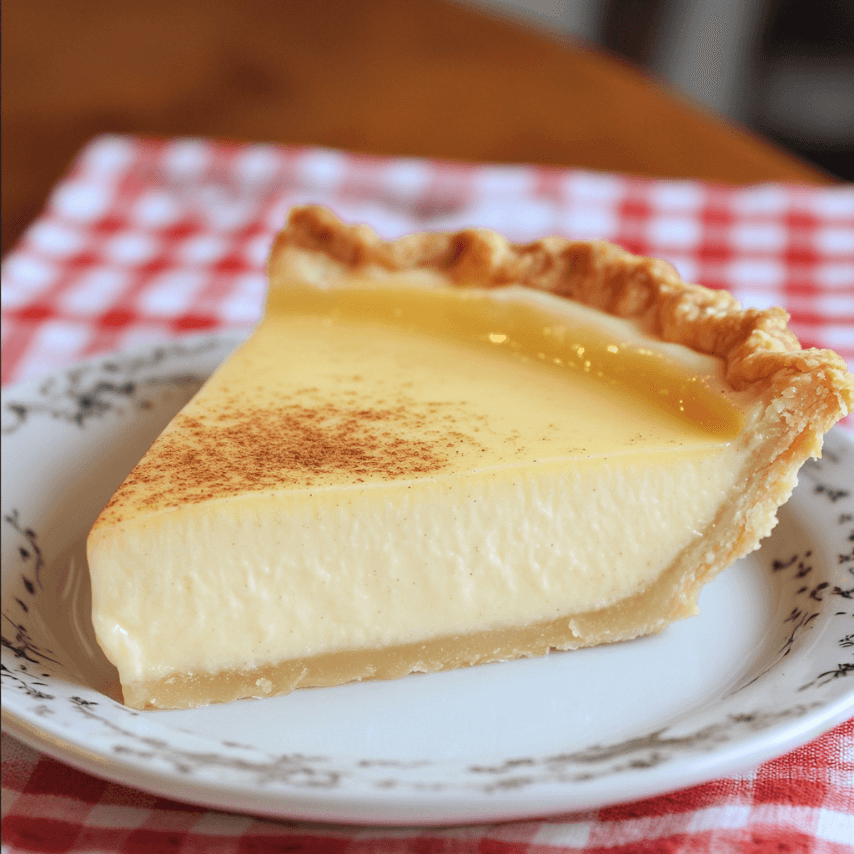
94,285,740,527
102,389,488,517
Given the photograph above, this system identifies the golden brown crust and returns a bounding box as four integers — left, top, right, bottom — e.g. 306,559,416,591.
271,206,853,425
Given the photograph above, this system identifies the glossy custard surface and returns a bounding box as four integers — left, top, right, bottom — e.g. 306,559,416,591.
98,285,741,523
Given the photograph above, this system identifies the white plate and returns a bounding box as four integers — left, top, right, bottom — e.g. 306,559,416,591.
2,334,853,826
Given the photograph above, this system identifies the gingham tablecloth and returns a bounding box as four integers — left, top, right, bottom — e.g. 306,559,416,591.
2,136,853,853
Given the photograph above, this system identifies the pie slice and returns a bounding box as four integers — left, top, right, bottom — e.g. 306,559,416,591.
87,205,854,710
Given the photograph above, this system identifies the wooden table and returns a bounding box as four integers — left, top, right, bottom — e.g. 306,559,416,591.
1,0,831,256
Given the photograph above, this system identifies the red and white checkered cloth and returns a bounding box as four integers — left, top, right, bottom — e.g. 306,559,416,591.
2,136,853,852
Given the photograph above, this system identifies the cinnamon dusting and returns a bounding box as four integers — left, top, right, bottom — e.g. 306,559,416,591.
103,392,488,516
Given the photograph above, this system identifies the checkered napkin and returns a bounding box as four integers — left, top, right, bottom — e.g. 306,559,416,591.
2,136,853,853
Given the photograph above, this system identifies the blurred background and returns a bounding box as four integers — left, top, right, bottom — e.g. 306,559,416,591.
3,0,851,257
464,0,854,179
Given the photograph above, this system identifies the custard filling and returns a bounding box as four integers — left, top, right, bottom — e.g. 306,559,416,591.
122,546,708,711
89,285,748,708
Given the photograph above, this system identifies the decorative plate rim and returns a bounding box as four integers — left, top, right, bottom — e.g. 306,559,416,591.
2,333,853,825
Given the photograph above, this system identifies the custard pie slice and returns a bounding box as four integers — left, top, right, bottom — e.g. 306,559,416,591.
87,206,854,710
